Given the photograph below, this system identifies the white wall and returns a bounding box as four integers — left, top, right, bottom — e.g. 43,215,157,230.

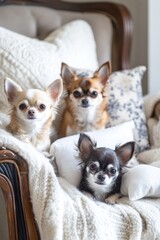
108,0,148,94
148,0,160,93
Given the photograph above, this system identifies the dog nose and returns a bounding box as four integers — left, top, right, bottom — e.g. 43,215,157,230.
28,109,35,116
97,174,105,182
81,98,89,107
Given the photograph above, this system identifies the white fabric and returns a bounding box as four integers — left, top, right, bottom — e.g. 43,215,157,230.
50,121,136,186
151,160,160,168
143,92,160,119
120,92,160,201
138,93,160,164
0,115,160,239
45,20,98,71
143,92,160,148
121,164,160,201
0,20,98,110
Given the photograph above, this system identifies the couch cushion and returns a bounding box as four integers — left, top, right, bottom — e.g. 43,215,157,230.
0,20,98,110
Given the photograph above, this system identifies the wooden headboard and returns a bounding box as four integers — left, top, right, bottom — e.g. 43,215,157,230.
0,0,133,71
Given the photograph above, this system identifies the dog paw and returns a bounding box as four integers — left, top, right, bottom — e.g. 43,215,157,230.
105,193,121,205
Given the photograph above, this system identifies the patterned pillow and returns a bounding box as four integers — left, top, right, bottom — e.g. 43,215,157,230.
107,66,149,152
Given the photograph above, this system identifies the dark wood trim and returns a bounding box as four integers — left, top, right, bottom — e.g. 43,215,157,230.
0,173,18,240
0,0,133,70
0,149,40,240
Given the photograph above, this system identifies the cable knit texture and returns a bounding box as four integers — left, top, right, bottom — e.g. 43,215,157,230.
0,119,160,240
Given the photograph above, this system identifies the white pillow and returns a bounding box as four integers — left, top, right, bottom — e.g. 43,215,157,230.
50,121,135,186
0,20,98,110
45,20,98,71
121,164,160,200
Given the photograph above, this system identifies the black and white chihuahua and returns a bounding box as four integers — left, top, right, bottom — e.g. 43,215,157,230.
78,133,135,204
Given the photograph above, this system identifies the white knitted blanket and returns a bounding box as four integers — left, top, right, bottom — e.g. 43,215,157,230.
0,114,160,240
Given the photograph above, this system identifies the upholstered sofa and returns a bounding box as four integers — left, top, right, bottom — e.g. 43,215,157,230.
0,1,160,240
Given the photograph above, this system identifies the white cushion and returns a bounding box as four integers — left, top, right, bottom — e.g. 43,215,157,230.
121,164,160,200
0,20,98,110
45,20,98,71
50,121,135,186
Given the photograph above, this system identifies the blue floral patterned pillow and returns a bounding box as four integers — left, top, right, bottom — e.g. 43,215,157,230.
107,66,149,152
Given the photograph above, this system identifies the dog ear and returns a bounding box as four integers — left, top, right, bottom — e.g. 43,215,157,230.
4,78,22,103
47,79,63,101
115,141,135,165
94,61,112,86
61,62,76,87
78,133,96,160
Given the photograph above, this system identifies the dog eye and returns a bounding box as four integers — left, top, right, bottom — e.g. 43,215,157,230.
108,168,116,176
89,163,97,172
19,103,27,110
91,91,98,98
73,90,81,98
39,104,46,110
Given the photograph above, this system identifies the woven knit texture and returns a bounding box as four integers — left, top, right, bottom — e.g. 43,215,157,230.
0,118,160,240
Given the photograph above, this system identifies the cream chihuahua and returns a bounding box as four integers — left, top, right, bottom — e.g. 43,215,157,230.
4,78,63,152
59,61,111,137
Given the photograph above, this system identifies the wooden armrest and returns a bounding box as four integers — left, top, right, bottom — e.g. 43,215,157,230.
0,148,40,240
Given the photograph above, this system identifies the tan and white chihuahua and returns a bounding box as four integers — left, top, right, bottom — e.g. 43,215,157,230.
4,78,63,152
59,61,111,137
